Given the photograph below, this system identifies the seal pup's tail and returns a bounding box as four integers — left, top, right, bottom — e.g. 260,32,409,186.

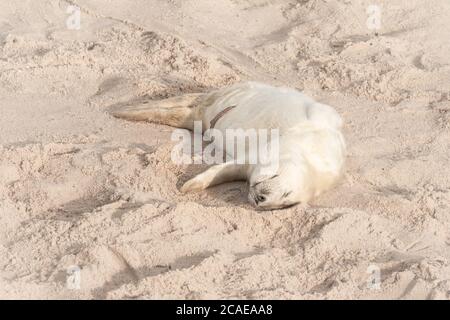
110,93,205,130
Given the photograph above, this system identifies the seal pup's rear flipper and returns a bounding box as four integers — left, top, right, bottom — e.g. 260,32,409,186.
110,93,204,130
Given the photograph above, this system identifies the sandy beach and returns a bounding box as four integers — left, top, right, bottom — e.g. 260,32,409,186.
1,0,449,299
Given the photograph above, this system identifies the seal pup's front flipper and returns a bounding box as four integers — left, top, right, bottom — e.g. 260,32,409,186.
180,161,248,193
110,93,204,130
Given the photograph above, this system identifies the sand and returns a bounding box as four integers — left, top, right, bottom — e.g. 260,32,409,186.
0,0,449,299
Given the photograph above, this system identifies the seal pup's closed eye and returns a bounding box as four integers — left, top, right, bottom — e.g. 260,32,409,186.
111,81,346,210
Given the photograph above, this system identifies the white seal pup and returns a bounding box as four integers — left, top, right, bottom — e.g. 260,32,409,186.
111,82,346,210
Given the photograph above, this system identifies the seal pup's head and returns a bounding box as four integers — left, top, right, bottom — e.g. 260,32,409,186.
248,160,314,210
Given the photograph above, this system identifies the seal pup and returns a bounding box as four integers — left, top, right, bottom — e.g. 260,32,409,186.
111,82,346,210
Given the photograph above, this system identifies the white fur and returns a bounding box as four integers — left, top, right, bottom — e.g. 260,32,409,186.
197,82,346,209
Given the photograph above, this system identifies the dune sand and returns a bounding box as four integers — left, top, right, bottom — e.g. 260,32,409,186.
0,0,449,299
